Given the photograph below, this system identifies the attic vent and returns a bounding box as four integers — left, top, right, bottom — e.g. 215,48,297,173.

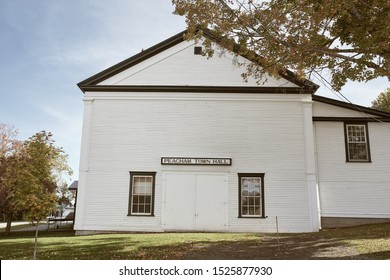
194,46,202,55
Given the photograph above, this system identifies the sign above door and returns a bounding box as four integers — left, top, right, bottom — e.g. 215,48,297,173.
161,157,232,166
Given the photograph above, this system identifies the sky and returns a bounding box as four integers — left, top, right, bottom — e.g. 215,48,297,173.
0,0,389,183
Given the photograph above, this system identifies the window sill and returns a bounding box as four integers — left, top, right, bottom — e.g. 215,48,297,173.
238,216,268,219
127,214,155,217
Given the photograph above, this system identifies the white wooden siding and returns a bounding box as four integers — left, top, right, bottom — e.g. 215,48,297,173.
75,92,315,233
315,122,390,218
98,41,298,88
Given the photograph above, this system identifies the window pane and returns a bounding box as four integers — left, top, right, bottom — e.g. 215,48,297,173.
349,143,368,160
132,195,152,214
241,197,248,207
132,203,138,213
133,176,153,195
129,172,155,215
255,206,261,215
346,124,368,161
348,125,366,143
240,176,262,216
241,177,261,196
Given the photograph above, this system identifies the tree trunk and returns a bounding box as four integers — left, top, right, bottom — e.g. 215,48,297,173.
33,223,39,260
5,213,12,236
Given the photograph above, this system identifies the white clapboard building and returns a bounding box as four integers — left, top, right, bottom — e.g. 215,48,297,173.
74,29,390,234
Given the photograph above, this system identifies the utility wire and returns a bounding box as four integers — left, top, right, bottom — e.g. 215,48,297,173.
216,0,387,123
312,71,387,124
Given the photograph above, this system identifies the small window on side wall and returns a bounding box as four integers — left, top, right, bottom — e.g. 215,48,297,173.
238,173,265,218
128,171,156,216
344,123,371,162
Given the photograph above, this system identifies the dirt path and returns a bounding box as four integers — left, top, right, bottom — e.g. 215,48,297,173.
181,235,361,260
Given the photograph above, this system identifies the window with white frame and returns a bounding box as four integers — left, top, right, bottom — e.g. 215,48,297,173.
345,123,371,162
238,173,265,218
128,172,156,216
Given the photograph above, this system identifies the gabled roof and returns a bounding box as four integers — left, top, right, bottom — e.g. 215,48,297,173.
78,28,319,94
313,95,390,121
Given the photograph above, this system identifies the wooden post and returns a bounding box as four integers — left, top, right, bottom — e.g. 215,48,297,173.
276,216,280,249
33,223,39,260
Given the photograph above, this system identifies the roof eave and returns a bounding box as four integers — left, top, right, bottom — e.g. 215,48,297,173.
79,85,314,94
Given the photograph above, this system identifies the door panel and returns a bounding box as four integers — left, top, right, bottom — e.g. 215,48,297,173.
195,174,227,231
164,174,196,230
164,173,228,231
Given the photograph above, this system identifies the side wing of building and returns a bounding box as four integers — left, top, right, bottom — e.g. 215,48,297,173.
313,96,390,227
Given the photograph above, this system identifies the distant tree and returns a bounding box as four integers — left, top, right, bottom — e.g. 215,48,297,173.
15,131,72,259
173,0,390,90
1,127,72,258
57,182,75,217
371,88,390,112
11,155,55,259
0,123,23,235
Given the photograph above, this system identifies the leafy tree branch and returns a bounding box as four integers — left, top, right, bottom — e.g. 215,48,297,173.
173,0,390,90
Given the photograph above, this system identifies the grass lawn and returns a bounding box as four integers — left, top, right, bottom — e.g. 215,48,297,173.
1,223,390,260
318,223,390,259
0,231,260,260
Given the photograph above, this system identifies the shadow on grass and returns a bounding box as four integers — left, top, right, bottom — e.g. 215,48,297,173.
174,236,358,260
1,223,390,260
0,232,141,260
139,235,390,260
138,224,390,260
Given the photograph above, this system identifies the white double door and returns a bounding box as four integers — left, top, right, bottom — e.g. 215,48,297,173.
164,172,228,231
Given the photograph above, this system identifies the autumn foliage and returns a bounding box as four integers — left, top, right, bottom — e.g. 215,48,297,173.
0,124,72,236
173,0,390,90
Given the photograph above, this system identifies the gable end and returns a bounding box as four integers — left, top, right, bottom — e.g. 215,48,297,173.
78,28,319,94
